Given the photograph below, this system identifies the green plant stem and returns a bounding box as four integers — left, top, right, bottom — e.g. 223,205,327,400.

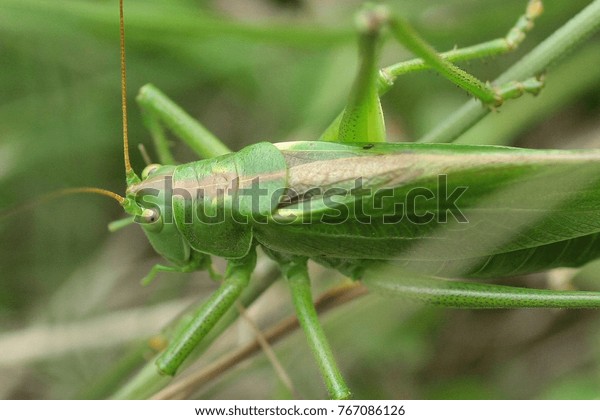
75,340,150,399
1,0,353,49
141,110,177,165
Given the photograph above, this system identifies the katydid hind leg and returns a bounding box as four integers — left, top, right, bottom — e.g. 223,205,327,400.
136,84,231,160
324,4,386,144
320,1,544,140
140,109,177,166
386,0,544,107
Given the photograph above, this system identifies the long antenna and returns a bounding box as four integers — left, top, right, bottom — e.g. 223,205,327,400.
60,187,125,204
3,2,134,222
119,0,136,183
0,188,125,220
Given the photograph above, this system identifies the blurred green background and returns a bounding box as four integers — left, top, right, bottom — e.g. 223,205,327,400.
1,0,600,399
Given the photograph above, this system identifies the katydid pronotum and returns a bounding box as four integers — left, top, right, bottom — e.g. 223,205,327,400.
13,0,600,399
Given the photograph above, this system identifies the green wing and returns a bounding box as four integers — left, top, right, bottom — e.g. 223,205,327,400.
253,141,600,278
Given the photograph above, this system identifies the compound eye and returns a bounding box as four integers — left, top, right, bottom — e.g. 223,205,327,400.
142,163,162,180
139,207,163,232
141,208,160,223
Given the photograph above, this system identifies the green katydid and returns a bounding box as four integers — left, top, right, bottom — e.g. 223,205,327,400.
58,0,600,399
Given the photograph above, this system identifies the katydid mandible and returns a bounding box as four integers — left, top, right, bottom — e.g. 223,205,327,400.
80,0,600,399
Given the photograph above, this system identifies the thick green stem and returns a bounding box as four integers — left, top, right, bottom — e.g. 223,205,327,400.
282,259,351,400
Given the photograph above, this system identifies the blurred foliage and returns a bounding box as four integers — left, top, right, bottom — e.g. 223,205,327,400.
0,0,599,399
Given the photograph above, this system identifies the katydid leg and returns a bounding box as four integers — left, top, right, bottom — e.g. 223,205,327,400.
379,0,543,90
141,259,210,286
155,248,257,376
281,258,351,400
364,267,600,309
320,1,543,141
136,84,231,159
417,0,600,144
386,1,543,107
141,109,177,165
111,258,279,399
335,4,386,144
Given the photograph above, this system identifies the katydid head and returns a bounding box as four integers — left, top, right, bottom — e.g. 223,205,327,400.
124,164,193,266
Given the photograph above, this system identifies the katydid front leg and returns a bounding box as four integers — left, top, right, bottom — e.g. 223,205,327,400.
140,253,218,287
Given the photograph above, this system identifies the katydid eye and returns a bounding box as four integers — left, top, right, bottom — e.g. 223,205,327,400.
139,208,163,233
141,208,160,224
142,163,162,180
